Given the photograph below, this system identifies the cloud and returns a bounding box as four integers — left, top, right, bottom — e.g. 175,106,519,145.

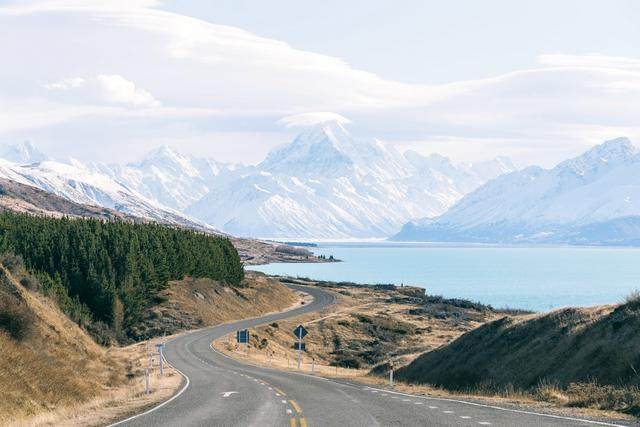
0,1,640,166
45,74,160,108
278,112,351,128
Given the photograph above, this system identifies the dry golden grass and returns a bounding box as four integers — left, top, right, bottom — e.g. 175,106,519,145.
219,279,497,372
0,266,121,424
1,270,300,426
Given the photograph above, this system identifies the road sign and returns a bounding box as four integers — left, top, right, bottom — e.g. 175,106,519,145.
293,325,308,340
236,329,249,343
294,342,306,351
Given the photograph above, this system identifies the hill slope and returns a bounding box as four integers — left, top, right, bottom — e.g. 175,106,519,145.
396,300,640,392
0,264,123,423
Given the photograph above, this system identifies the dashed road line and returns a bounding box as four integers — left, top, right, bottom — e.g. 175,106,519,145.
289,400,302,414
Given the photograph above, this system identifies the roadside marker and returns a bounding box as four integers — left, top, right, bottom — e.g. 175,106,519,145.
292,325,308,370
155,343,165,376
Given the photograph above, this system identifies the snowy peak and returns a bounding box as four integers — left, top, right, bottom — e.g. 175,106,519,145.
260,120,356,176
186,116,516,238
0,141,49,164
392,137,640,245
556,137,636,179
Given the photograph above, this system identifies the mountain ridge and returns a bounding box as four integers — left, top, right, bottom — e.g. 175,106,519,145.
186,119,514,238
392,137,640,245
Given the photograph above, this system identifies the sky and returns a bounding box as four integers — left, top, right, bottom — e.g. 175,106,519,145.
1,0,639,167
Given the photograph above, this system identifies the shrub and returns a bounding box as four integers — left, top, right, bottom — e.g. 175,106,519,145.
0,253,24,276
565,382,640,414
0,291,34,340
623,290,640,310
19,275,41,292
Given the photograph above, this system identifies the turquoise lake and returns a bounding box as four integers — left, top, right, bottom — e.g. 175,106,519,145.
248,243,640,311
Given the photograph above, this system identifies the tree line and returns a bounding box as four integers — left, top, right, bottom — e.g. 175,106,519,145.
0,211,243,341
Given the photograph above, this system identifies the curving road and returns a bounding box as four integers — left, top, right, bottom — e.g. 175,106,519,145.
112,285,629,427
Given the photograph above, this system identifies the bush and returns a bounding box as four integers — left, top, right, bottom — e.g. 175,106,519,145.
19,275,41,291
623,290,640,310
0,253,24,276
565,382,640,414
0,291,34,340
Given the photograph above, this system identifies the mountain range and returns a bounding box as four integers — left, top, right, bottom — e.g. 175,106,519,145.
186,120,514,238
0,119,514,238
392,137,640,245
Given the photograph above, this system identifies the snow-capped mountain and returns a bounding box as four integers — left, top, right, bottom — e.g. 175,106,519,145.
392,137,640,245
187,117,515,238
0,154,213,231
86,145,243,211
0,141,49,164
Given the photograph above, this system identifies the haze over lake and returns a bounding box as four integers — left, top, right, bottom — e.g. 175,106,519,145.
250,243,640,311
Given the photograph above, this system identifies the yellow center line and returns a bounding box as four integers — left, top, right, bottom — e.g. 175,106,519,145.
274,387,287,396
289,418,297,427
289,400,302,414
299,417,308,427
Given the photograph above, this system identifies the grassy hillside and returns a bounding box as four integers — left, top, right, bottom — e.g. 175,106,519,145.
1,268,298,424
0,264,125,423
396,298,640,413
0,211,244,343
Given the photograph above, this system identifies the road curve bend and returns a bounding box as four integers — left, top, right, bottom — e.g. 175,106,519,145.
111,285,630,427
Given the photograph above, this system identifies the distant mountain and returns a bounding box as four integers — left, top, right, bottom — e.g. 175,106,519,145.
187,118,515,238
0,156,213,231
87,145,243,211
0,141,49,164
392,137,640,245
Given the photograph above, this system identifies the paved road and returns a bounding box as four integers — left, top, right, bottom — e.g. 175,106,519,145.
112,285,630,427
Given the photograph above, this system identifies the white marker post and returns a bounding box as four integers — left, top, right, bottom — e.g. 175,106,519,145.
156,343,165,376
389,361,394,388
145,367,150,395
311,357,315,374
297,329,302,370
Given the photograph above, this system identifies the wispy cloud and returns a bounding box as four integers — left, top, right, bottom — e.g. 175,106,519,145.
0,1,639,165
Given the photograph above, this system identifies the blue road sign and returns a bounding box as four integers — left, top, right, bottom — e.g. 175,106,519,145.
293,325,308,340
294,342,306,350
236,329,249,343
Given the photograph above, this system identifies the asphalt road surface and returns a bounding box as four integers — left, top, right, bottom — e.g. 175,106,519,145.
112,285,632,427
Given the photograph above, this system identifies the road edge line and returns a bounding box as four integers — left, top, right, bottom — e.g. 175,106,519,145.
106,335,191,427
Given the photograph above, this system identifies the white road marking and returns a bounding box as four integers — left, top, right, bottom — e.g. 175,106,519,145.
359,386,625,426
268,387,273,390
107,338,191,427
286,409,292,415
282,400,287,404
221,391,238,398
443,410,454,414
402,399,410,402
478,423,491,426
414,402,423,405
460,416,472,419
429,406,438,409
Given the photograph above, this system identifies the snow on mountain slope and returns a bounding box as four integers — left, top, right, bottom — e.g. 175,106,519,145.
0,156,213,231
392,137,640,245
87,146,243,211
187,118,514,238
0,141,49,164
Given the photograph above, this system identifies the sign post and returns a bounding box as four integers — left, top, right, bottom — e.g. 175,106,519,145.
292,325,308,370
155,343,165,376
236,329,249,354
